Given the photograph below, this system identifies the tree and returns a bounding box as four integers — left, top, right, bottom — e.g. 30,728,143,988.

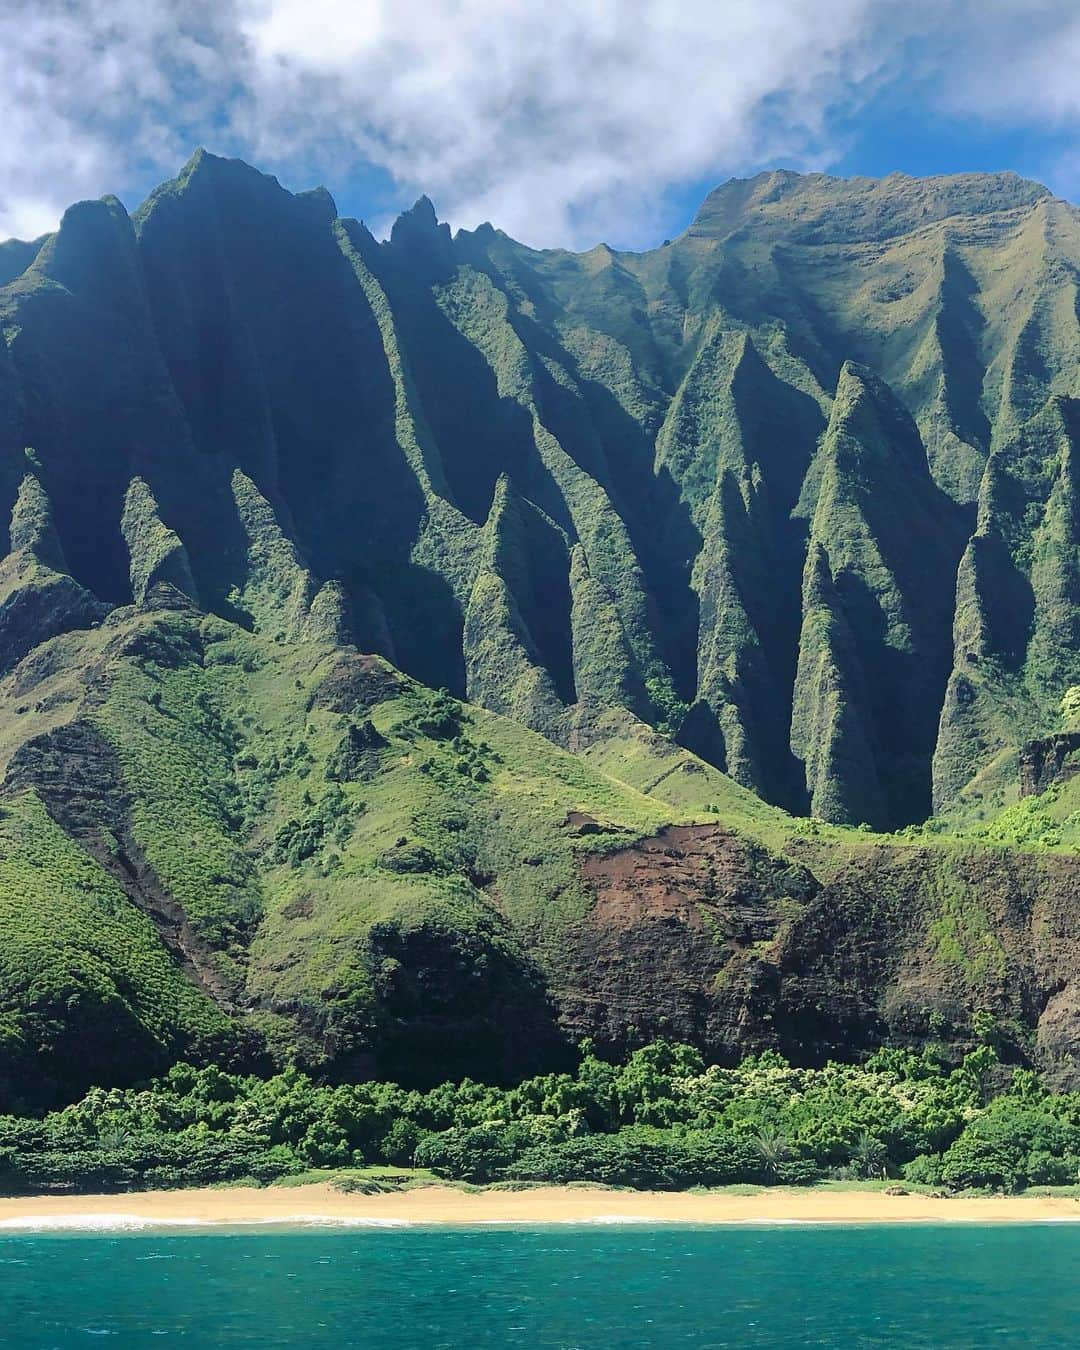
752,1129,792,1179
850,1132,888,1180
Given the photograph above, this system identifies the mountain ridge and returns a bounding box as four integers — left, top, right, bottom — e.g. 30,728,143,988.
5,152,1080,824
0,154,1078,1105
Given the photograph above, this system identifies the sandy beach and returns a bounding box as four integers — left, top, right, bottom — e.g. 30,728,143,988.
0,1183,1078,1229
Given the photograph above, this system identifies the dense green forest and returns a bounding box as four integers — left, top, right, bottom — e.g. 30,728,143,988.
1,1040,1077,1196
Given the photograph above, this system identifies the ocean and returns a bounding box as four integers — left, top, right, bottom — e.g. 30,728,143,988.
2,1223,1076,1347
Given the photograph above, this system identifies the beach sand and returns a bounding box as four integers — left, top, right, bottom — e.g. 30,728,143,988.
0,1183,1078,1229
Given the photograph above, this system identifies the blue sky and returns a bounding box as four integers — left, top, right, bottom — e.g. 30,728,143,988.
2,2,1080,250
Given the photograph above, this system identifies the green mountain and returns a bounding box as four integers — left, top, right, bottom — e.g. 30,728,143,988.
0,154,1078,1106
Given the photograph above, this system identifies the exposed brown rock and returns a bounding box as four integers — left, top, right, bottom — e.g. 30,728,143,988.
553,824,816,1059
1019,732,1080,797
555,824,1080,1086
308,653,406,714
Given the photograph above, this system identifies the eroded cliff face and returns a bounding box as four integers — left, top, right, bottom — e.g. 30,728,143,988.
2,157,1079,830
555,825,1080,1089
0,158,1079,1106
1019,732,1080,798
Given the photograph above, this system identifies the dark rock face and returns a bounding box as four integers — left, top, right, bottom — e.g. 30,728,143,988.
2,156,1079,827
308,654,407,714
364,920,570,1087
554,825,816,1058
558,827,1080,1088
1019,732,1080,797
0,157,1079,1102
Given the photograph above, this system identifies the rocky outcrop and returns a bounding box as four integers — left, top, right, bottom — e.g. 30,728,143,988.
558,824,1080,1087
554,824,818,1059
1019,732,1080,797
0,474,108,675
121,476,200,606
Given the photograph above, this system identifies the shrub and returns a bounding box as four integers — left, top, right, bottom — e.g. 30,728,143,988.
414,1125,525,1183
1025,1151,1078,1187
939,1133,1024,1192
902,1153,944,1186
509,1129,767,1189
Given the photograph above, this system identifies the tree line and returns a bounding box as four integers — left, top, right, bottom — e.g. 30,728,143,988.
1,1040,1077,1194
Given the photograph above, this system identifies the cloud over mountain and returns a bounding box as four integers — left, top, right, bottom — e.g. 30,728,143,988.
2,2,1080,246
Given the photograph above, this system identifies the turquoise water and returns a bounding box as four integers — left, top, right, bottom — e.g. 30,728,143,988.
2,1224,1077,1348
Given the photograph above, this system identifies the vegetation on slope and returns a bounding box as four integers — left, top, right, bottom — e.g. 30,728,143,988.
0,580,1075,1109
0,791,236,1107
5,156,1080,829
0,159,1079,1111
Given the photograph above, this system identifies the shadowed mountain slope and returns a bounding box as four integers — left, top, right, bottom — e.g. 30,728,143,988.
4,156,1079,828
1,158,1079,1105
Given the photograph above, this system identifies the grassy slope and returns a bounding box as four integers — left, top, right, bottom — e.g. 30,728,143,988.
0,594,1076,1103
0,789,233,1104
1,608,694,1069
964,771,1080,852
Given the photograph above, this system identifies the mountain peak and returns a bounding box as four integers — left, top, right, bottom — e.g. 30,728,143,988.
389,193,453,270
687,167,1053,247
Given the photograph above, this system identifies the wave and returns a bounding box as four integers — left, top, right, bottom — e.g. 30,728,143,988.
0,1213,419,1233
0,1214,207,1232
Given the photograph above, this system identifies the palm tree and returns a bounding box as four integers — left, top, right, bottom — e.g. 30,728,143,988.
753,1129,792,1179
851,1132,888,1180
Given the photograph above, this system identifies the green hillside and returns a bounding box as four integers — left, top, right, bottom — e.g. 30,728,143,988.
0,157,1078,1105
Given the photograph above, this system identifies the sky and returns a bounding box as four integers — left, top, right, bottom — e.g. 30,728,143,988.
3,1,1080,251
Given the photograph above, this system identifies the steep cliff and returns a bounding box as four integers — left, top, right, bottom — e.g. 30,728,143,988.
1,157,1079,1105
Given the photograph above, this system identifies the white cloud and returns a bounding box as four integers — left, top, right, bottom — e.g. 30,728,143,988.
2,1,1080,248
234,0,885,245
0,1,237,239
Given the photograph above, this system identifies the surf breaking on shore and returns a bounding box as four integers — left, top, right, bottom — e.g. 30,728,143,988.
0,1184,1078,1231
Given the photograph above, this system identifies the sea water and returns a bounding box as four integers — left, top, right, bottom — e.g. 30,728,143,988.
1,1223,1077,1348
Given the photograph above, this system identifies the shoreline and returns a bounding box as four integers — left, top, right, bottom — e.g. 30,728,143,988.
1,1183,1079,1230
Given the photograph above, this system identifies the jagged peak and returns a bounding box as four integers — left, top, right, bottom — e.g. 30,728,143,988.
490,470,513,500
176,147,269,190
727,328,777,399
229,468,352,642
407,194,438,225
833,357,878,401
483,473,567,548
388,193,454,269
827,359,875,430
480,472,514,535
974,452,1012,535
136,147,340,232
460,220,497,243
121,476,199,607
824,360,929,476
9,469,65,570
801,538,835,603
297,185,338,220
390,194,444,239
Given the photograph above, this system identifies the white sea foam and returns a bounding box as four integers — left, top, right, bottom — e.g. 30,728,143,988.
0,1212,419,1233
578,1215,659,1225
0,1214,207,1232
2,1210,1075,1233
285,1215,413,1228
